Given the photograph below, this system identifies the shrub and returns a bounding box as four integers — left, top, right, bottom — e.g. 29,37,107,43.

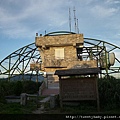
22,81,40,94
98,76,120,109
0,82,6,103
0,80,42,96
14,81,23,96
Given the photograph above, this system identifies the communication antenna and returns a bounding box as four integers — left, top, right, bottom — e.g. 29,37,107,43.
69,8,71,32
73,6,77,33
77,19,79,33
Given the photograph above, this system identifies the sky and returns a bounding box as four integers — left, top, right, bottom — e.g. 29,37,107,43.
0,0,120,61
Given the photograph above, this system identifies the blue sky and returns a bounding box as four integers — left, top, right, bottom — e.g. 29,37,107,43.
0,0,120,61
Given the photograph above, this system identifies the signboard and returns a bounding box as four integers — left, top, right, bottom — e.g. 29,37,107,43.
60,77,97,101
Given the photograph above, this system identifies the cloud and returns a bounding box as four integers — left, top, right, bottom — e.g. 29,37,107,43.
106,0,120,4
0,0,70,38
0,0,120,41
91,5,118,18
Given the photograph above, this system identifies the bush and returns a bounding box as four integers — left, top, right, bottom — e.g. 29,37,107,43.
98,76,120,109
22,81,41,94
0,80,15,96
0,80,42,98
0,82,6,103
14,81,23,96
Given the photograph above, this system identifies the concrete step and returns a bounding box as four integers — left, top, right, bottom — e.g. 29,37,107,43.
42,89,59,96
40,96,50,103
38,96,51,111
37,94,56,111
48,82,59,89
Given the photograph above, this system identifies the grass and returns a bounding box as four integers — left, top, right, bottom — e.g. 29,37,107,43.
0,102,37,114
41,99,120,114
0,95,49,114
1,99,120,114
43,105,120,114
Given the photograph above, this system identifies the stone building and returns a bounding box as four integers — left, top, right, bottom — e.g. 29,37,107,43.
35,32,97,83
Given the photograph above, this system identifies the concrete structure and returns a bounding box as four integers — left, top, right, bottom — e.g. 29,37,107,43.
35,32,97,83
35,32,100,110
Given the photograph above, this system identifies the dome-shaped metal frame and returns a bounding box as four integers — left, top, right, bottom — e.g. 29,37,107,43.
1,32,120,81
0,43,42,81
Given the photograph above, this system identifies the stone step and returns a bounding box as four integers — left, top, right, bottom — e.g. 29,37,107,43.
38,96,51,110
42,89,59,96
39,96,50,103
38,94,56,110
48,82,59,89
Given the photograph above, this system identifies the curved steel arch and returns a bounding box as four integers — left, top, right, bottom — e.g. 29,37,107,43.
0,36,120,80
0,43,42,81
84,38,120,76
44,31,76,36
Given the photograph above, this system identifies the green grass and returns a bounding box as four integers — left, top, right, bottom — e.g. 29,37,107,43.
43,105,120,114
1,100,120,114
0,102,37,114
0,95,48,114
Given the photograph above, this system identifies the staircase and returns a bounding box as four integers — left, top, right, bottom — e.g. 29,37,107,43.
42,82,59,96
37,81,59,111
39,79,59,96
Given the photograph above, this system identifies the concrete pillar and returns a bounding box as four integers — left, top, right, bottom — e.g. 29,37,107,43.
44,77,48,88
20,93,27,105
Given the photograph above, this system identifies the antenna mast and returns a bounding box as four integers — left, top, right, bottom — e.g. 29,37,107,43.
69,8,71,32
77,19,79,33
73,6,77,33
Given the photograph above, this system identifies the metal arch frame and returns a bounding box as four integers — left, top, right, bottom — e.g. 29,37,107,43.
84,38,119,52
84,38,120,76
0,43,41,81
0,34,120,80
44,31,76,36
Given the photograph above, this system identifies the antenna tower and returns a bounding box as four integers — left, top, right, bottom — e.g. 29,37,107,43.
69,8,71,32
73,6,77,33
77,19,79,33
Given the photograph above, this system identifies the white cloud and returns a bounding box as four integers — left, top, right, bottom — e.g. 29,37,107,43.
0,0,120,41
0,0,71,38
106,0,120,4
91,5,118,18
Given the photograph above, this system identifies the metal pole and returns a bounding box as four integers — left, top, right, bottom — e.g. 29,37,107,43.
69,8,71,32
8,56,11,82
36,70,38,83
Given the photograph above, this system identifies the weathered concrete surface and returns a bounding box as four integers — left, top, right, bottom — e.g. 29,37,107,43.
35,33,97,83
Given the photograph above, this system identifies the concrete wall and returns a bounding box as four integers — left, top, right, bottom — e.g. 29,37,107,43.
35,34,84,47
35,33,97,82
